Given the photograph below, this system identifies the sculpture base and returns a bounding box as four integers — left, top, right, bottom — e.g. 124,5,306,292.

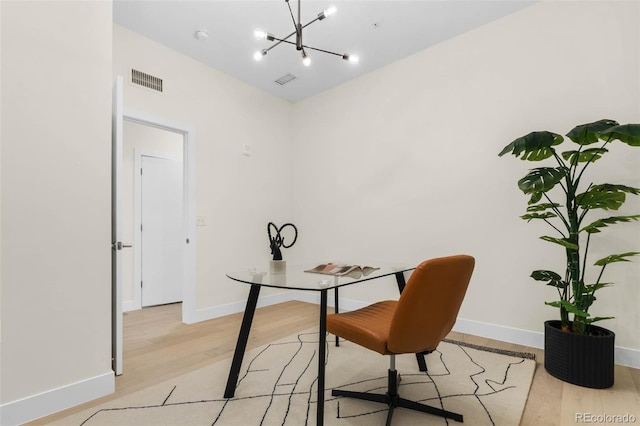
270,260,286,275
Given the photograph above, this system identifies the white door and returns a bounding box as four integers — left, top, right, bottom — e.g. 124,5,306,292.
111,76,124,375
141,155,184,307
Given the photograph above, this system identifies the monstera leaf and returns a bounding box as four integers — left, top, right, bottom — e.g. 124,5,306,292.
580,215,640,233
499,131,563,161
561,148,608,165
594,252,640,266
545,300,590,318
526,203,562,212
521,212,557,221
517,167,566,194
540,235,579,250
522,203,561,220
599,123,640,146
577,184,640,211
531,270,565,288
566,119,618,145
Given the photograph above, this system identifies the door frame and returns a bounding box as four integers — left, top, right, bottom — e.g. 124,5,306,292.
122,107,197,324
112,77,124,375
135,150,184,309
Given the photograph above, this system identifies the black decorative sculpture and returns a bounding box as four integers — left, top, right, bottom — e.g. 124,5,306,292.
267,222,298,261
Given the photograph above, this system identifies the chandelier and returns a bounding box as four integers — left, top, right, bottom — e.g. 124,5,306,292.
253,0,359,67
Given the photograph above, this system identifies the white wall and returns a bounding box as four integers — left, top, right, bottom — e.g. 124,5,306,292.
113,25,295,318
0,1,113,424
290,1,640,354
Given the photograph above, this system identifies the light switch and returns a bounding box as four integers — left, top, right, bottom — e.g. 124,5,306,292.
242,143,252,156
196,216,207,226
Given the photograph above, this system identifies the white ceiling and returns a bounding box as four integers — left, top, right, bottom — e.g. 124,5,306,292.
113,0,535,102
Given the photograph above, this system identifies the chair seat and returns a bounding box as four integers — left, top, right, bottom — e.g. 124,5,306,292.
327,300,398,355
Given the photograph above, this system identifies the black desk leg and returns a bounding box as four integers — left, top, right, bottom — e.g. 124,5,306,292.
395,271,428,372
224,284,261,398
334,287,339,347
394,271,407,293
317,289,328,426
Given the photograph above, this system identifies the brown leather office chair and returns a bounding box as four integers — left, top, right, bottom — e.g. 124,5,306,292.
327,255,475,425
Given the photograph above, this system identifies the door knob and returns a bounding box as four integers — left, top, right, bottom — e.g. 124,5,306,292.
112,242,133,250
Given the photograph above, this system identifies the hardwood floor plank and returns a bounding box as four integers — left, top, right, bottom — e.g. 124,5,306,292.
597,366,640,422
26,301,640,425
520,361,562,426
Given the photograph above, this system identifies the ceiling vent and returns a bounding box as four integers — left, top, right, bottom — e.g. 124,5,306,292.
275,73,297,86
131,69,163,92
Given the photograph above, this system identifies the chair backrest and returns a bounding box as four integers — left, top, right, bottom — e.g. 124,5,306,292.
387,255,475,354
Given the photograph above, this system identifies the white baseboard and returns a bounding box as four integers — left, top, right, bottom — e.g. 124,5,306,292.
452,318,545,350
184,292,640,368
615,346,640,369
451,318,640,369
122,299,139,312
185,290,350,324
186,291,299,324
0,370,114,426
293,295,640,369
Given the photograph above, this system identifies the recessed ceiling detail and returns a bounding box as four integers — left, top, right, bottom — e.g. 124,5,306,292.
275,74,297,86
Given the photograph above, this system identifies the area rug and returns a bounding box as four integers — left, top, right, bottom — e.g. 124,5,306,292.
51,330,536,425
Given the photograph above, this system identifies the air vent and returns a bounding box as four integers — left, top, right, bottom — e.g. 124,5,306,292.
131,69,163,92
275,73,297,86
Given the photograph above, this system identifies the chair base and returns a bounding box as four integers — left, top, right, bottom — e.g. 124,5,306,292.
332,369,463,425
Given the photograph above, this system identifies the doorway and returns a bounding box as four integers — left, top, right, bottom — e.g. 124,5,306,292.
139,153,183,307
113,81,197,375
121,111,197,318
123,120,185,310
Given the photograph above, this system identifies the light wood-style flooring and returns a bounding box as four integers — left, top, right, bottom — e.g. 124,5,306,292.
30,301,640,425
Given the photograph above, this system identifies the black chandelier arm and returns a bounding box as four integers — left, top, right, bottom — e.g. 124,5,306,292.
301,44,344,58
301,16,322,30
262,18,318,53
258,0,350,62
264,29,297,53
286,0,298,35
270,37,344,58
263,10,325,53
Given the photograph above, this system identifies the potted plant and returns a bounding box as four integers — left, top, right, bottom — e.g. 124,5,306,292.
498,119,640,388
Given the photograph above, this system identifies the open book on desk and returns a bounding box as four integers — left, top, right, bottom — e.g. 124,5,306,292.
304,263,380,279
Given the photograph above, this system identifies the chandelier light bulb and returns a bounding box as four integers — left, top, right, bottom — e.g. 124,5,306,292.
254,29,267,40
342,54,360,64
302,51,311,67
254,49,267,61
318,5,337,20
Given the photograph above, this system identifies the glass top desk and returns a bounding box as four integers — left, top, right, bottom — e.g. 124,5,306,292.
223,262,416,426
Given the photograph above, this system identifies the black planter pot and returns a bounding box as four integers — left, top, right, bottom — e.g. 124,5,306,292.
544,320,615,389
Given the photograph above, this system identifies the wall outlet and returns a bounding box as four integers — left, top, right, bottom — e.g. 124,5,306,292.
196,216,207,226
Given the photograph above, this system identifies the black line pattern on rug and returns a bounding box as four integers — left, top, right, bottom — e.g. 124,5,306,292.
162,385,177,406
260,335,305,425
76,332,534,425
458,345,496,425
